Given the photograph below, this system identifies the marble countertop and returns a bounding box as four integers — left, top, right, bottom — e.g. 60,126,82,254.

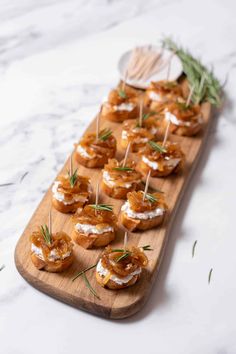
1,1,236,353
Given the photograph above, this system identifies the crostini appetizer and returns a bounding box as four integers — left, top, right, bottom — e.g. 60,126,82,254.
101,85,139,123
163,99,203,136
72,204,117,249
102,158,142,199
137,140,184,177
52,169,91,213
121,119,155,152
96,245,148,289
144,80,183,112
120,190,167,231
30,225,74,272
75,128,116,168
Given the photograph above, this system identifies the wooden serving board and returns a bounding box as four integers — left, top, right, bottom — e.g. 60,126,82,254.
14,98,212,319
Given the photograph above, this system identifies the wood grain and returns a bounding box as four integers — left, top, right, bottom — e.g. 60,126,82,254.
14,99,212,319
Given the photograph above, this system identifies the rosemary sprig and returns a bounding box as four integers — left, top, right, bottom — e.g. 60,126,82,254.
208,268,213,284
98,128,113,141
192,240,197,258
112,245,153,263
148,141,167,153
68,168,78,188
82,273,100,299
145,193,158,203
0,264,5,272
40,225,52,245
143,111,156,121
90,204,113,212
112,167,134,172
72,263,97,281
162,37,221,107
118,89,127,99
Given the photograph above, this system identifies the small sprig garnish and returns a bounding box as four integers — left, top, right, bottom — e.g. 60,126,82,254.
0,264,5,272
145,193,158,203
72,263,100,299
148,141,167,153
40,225,52,245
72,263,97,281
112,167,134,172
208,268,213,284
98,128,113,141
143,111,156,121
112,245,153,263
82,273,100,299
67,168,78,188
90,204,113,212
118,89,127,99
192,240,197,258
162,37,221,107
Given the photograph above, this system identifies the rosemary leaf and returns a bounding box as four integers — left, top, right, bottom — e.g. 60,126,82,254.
148,141,167,153
40,225,52,245
82,273,100,299
118,89,127,99
0,264,5,272
90,204,113,212
98,128,113,141
112,167,134,172
68,168,78,188
143,111,156,120
0,183,14,187
20,171,29,183
162,37,222,107
145,193,158,203
141,245,153,251
72,263,97,281
116,252,131,263
208,268,213,284
192,240,197,258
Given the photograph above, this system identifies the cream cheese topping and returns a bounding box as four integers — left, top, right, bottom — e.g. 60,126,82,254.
96,259,141,285
103,170,139,189
75,223,113,235
114,102,135,112
121,201,164,220
165,111,203,127
52,181,89,205
31,243,71,262
77,144,94,159
148,91,163,102
142,156,159,170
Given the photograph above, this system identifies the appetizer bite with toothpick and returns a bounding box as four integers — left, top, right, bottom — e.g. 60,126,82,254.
144,80,183,112
102,143,142,199
72,184,117,249
163,93,203,136
30,212,74,272
101,79,139,123
137,139,184,177
52,156,91,213
121,100,155,152
96,233,150,290
75,112,116,168
120,171,167,231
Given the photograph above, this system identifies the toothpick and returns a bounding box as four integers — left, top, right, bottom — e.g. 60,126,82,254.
122,142,131,167
123,231,128,250
121,69,129,92
186,84,195,107
166,51,174,81
69,154,73,176
143,170,151,201
48,209,52,234
95,181,99,207
139,99,143,127
162,119,171,147
96,113,100,141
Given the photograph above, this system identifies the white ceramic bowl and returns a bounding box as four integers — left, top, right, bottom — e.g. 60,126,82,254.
118,46,183,89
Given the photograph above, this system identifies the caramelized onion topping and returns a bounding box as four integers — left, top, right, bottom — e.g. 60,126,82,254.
127,190,167,213
108,86,139,105
103,158,141,184
122,120,154,143
142,141,184,166
30,231,73,262
149,80,183,96
56,174,90,202
101,246,148,277
166,100,201,122
72,205,117,228
78,132,116,158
